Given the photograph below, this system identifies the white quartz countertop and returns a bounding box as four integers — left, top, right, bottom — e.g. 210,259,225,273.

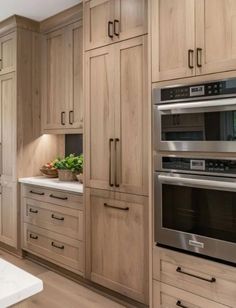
19,176,83,194
0,258,43,308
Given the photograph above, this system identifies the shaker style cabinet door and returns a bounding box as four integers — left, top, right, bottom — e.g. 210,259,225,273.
0,32,16,75
84,0,115,50
152,0,195,82
114,36,148,196
196,0,236,75
88,189,149,304
84,46,115,190
41,28,67,131
113,0,147,42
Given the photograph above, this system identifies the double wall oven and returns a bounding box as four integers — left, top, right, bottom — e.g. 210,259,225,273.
153,78,236,263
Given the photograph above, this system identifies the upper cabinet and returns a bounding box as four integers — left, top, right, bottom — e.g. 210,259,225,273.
0,32,16,75
84,0,147,50
152,0,236,82
41,21,83,134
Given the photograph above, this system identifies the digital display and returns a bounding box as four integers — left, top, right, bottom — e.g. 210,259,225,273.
190,160,205,171
190,85,205,97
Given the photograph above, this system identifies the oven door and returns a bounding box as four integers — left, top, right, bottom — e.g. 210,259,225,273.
154,98,236,152
155,172,236,262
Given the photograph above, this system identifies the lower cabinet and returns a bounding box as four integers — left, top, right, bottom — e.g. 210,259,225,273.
87,188,149,304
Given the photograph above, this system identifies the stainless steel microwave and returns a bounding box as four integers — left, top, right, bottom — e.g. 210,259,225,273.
153,78,236,153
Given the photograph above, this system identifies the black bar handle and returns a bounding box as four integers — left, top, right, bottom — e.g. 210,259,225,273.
176,267,216,283
188,49,194,69
61,112,66,125
29,208,38,214
69,110,74,125
108,21,114,38
176,300,189,308
115,138,120,187
49,194,68,201
197,48,202,67
30,190,44,196
114,19,120,36
104,203,129,211
51,214,64,221
109,138,114,187
51,242,64,250
30,234,38,240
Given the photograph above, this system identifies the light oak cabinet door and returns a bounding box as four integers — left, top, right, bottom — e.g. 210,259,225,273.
41,28,67,131
114,36,148,195
85,46,115,190
84,0,115,50
0,32,16,75
88,189,148,304
196,0,236,75
152,0,195,82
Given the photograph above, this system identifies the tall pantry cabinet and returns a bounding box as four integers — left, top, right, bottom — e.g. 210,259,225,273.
84,0,149,304
0,16,63,249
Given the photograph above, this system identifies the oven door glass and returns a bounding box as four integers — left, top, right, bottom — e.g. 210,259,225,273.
162,178,236,243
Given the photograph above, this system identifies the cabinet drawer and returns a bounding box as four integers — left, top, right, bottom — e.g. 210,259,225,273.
23,198,83,241
153,247,236,307
153,280,227,308
23,185,83,210
23,224,84,273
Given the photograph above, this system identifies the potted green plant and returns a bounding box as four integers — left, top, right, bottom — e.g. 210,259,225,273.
54,154,83,182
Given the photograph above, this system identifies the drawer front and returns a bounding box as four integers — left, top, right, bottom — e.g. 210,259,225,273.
23,224,84,273
153,247,236,307
153,280,228,308
23,198,83,241
23,185,83,210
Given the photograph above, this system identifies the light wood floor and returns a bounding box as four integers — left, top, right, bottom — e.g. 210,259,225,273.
0,250,125,308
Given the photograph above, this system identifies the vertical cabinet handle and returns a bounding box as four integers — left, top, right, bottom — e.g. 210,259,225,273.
197,48,202,67
61,112,66,126
69,110,74,125
0,59,2,71
114,20,120,36
115,138,120,188
188,49,194,69
109,138,114,187
176,301,189,308
108,21,114,38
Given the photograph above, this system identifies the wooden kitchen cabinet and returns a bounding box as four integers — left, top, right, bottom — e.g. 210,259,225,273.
0,32,16,75
84,0,147,50
152,0,236,82
41,20,83,134
85,36,148,196
87,188,149,304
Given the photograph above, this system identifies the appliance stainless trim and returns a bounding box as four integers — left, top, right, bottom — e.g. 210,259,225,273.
154,171,236,263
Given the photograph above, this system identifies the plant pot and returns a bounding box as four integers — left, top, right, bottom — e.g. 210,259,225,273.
58,170,78,182
76,173,83,184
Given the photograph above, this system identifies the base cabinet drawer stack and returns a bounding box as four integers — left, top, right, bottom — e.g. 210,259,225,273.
22,184,84,275
153,247,236,307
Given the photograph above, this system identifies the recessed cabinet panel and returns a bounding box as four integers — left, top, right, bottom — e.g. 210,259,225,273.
0,33,16,75
196,0,236,75
152,0,195,81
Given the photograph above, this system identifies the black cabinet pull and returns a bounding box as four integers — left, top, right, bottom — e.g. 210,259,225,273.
114,19,120,36
104,203,129,211
61,112,66,125
30,234,38,240
29,208,38,214
69,110,74,125
51,214,64,221
49,194,68,201
188,49,194,69
51,242,64,250
109,138,114,187
197,47,202,67
176,267,216,283
30,190,44,196
108,21,114,38
115,138,120,188
176,300,188,308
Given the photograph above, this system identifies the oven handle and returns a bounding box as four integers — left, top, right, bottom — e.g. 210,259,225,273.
158,174,236,191
157,98,236,112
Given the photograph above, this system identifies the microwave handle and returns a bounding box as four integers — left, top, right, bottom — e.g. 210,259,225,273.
158,174,236,191
157,98,236,111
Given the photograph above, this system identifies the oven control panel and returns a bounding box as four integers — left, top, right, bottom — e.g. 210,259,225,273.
160,78,236,101
162,157,236,174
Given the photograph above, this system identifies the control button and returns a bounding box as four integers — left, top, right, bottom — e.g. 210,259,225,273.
208,91,212,94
